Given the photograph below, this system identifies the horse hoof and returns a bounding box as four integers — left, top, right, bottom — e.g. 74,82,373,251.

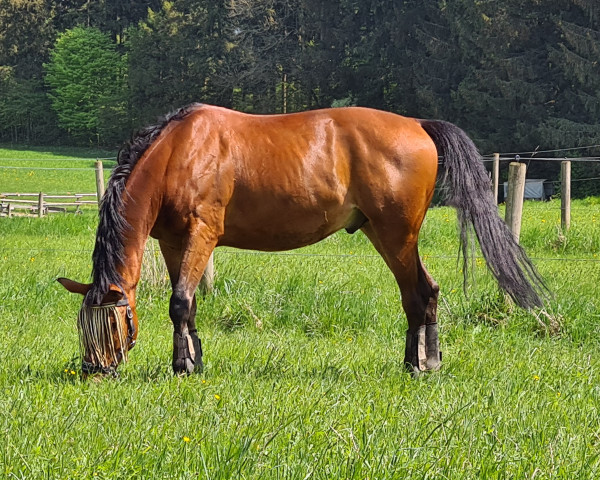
404,324,442,377
172,356,203,375
172,332,203,375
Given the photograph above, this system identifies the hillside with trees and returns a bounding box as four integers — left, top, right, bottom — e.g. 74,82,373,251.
0,0,598,160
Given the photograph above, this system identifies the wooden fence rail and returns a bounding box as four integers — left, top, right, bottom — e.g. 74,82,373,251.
0,192,97,217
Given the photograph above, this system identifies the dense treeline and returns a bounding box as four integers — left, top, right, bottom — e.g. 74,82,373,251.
1,0,599,161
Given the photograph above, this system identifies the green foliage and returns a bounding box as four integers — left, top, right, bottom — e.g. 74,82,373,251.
0,0,600,157
44,27,127,145
0,69,60,144
0,0,55,78
541,11,600,153
0,0,60,143
127,0,227,126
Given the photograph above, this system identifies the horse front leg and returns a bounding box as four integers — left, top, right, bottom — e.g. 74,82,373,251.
170,290,203,374
160,231,216,375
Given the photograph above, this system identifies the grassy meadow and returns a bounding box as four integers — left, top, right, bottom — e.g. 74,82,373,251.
1,148,600,478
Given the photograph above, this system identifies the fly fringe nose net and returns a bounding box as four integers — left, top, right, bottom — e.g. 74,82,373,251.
77,305,128,368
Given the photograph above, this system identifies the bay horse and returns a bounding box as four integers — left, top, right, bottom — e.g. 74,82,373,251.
57,104,545,377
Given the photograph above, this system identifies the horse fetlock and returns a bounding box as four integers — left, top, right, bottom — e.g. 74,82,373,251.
404,323,441,376
172,331,203,375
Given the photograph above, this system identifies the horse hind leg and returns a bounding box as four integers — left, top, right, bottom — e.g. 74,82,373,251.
403,257,441,375
362,224,441,375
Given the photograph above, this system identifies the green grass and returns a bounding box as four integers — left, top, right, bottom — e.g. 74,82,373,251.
1,148,600,478
0,146,116,194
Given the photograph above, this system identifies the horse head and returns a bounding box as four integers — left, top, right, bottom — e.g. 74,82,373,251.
57,278,138,377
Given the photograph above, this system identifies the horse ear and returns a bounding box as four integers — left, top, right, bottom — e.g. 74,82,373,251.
56,277,92,296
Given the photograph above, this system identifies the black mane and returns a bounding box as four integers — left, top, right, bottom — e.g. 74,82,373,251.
87,103,203,305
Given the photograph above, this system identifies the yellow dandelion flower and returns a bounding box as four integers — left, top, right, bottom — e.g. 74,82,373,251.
201,379,206,384
533,375,540,381
556,392,561,397
215,394,221,401
183,436,190,443
70,370,76,375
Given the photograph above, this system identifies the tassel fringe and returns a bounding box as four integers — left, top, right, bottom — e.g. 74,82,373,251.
77,305,128,369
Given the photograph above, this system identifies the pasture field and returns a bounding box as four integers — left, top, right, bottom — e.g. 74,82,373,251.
0,146,115,194
1,148,600,478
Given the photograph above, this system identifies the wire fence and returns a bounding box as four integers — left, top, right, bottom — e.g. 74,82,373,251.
1,245,599,265
1,152,599,265
2,156,600,189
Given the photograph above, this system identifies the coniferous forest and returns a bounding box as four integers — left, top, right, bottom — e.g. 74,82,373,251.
1,0,599,157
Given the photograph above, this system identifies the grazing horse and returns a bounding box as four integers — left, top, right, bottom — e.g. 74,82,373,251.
57,104,545,377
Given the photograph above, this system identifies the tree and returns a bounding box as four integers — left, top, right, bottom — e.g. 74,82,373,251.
127,0,227,126
52,0,163,44
441,0,560,153
544,0,600,196
544,1,600,147
0,68,59,144
44,26,127,144
0,0,59,143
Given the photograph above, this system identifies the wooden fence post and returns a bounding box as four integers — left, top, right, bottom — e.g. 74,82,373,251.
95,160,105,207
37,192,44,218
505,162,526,241
199,252,215,294
561,160,571,231
492,152,500,203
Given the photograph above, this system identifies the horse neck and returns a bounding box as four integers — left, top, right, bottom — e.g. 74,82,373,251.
116,164,163,301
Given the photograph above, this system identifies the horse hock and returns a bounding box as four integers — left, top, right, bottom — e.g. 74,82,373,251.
404,323,441,375
173,330,203,374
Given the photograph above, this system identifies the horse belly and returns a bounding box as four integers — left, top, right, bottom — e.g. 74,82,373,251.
219,196,354,251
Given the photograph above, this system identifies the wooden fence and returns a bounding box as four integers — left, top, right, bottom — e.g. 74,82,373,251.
498,159,573,239
0,192,97,217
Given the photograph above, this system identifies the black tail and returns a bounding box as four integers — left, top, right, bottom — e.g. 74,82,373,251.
420,119,547,309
